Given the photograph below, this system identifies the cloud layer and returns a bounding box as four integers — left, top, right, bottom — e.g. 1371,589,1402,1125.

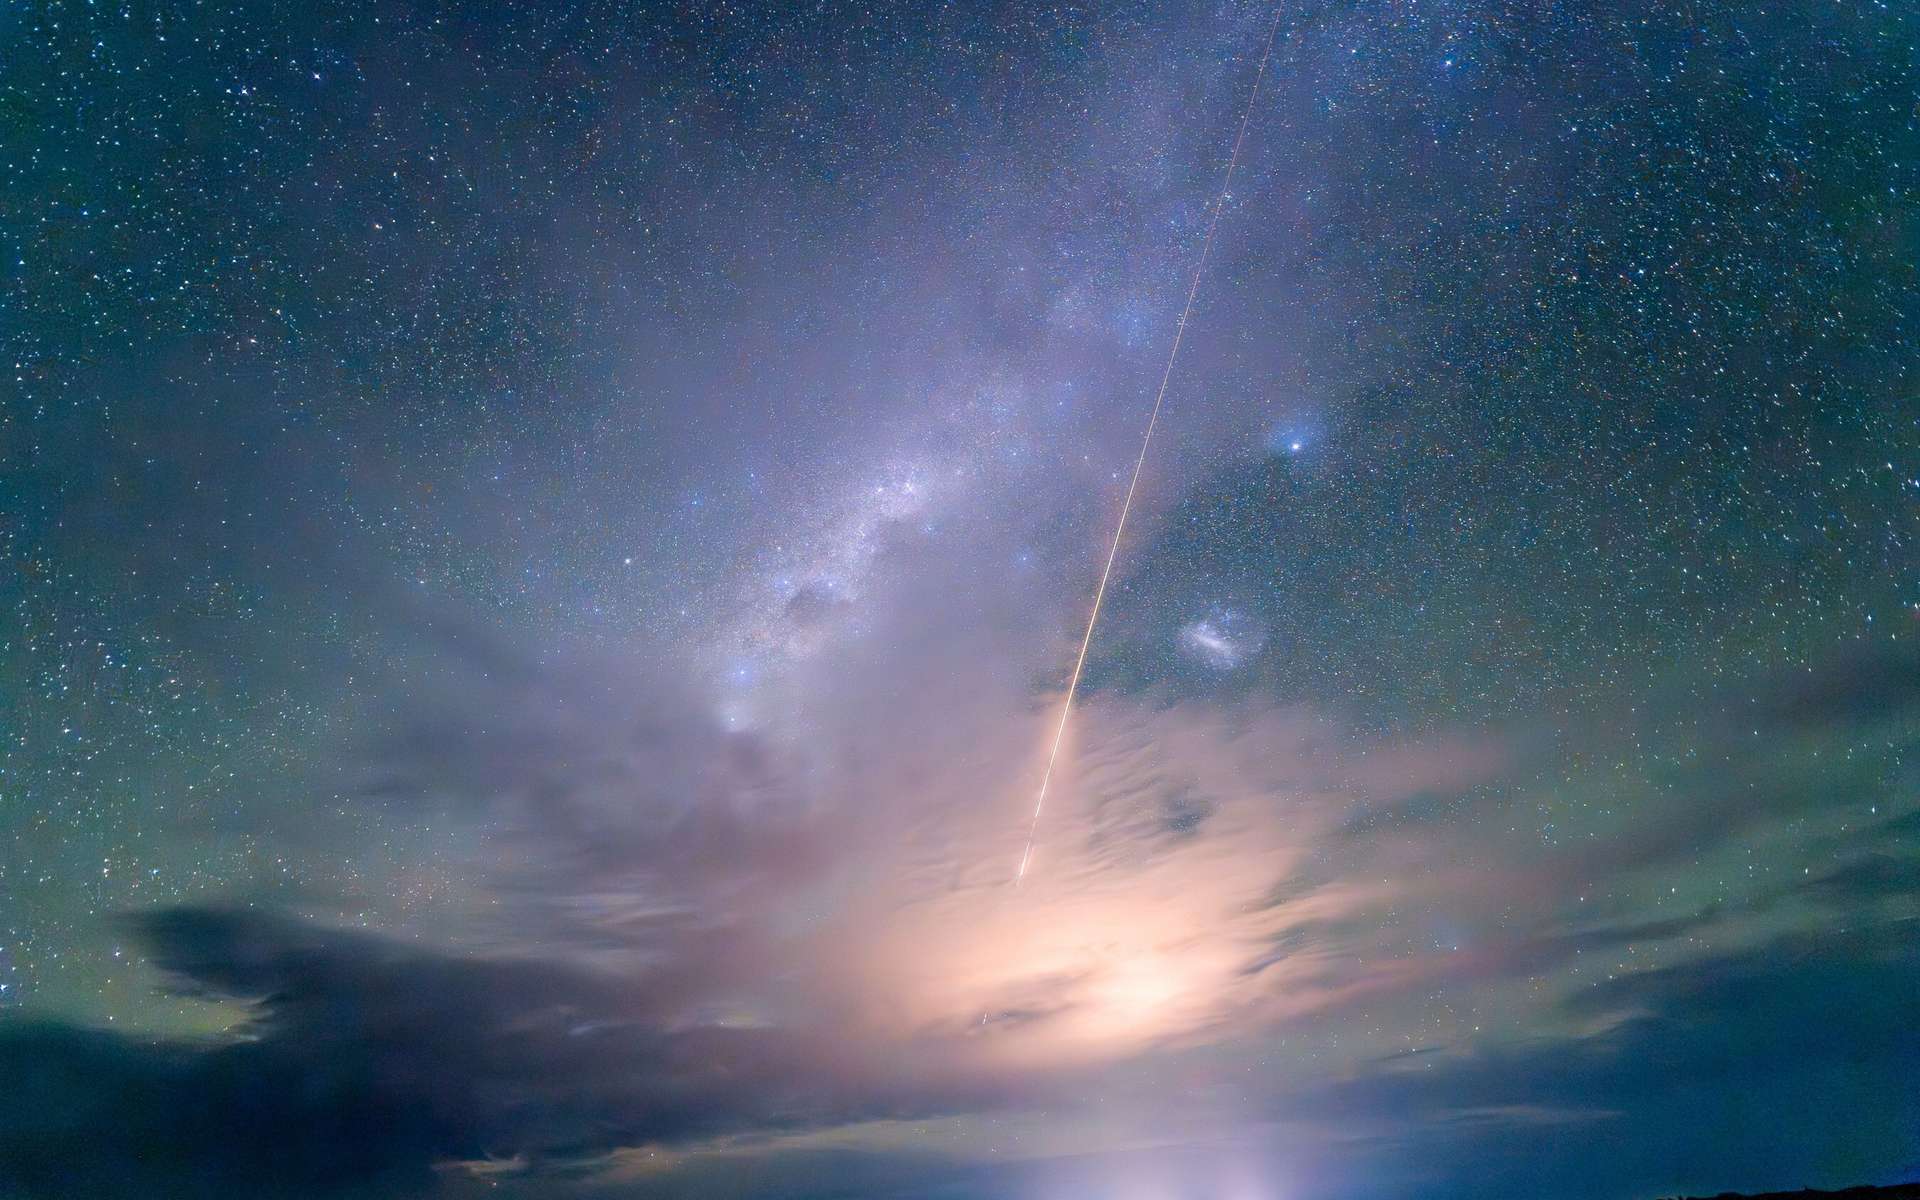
8,631,1915,1198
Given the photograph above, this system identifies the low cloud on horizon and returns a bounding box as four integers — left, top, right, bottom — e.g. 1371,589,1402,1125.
7,622,1916,1199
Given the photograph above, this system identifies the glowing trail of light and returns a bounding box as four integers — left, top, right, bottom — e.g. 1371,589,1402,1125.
1015,10,1285,885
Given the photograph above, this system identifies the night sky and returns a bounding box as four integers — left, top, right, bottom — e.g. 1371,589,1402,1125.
3,1,1918,1198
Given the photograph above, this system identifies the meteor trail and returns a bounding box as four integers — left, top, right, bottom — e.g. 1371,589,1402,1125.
1015,10,1284,884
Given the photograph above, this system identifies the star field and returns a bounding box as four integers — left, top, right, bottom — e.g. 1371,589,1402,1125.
2,2,1917,1198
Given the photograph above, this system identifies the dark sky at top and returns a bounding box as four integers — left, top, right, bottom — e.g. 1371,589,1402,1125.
2,1,1917,1198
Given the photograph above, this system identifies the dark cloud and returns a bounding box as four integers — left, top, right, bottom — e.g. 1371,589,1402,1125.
782,583,852,630
1757,646,1920,736
1295,920,1920,1200
0,909,978,1199
1795,854,1920,906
